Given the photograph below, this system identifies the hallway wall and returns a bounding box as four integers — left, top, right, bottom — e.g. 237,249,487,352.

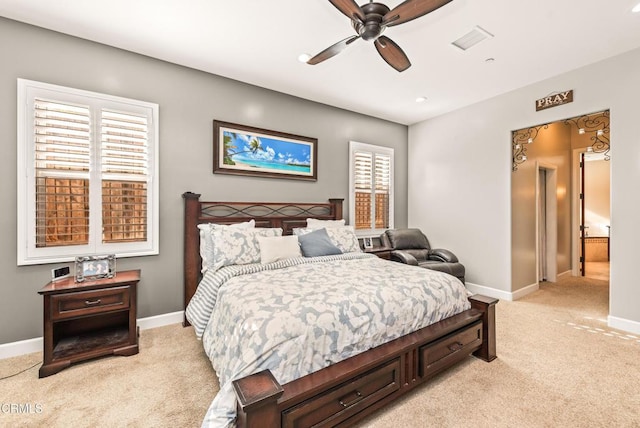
408,47,640,333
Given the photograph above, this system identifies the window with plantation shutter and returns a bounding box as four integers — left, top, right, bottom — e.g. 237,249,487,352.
18,79,159,265
101,110,149,244
34,99,91,248
349,141,394,234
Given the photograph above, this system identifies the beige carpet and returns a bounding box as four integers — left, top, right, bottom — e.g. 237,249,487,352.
2,275,639,428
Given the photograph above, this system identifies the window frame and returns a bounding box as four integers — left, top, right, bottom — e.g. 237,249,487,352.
348,140,394,237
17,79,159,266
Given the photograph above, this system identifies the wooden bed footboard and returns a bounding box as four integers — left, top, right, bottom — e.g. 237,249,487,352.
233,295,497,428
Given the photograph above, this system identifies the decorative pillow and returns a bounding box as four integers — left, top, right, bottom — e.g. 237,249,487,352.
295,226,361,254
211,227,282,271
198,220,255,273
297,228,342,257
325,226,362,253
306,218,346,229
257,235,301,264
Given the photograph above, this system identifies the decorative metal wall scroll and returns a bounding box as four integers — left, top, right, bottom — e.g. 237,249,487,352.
512,124,549,171
512,110,610,172
563,110,610,160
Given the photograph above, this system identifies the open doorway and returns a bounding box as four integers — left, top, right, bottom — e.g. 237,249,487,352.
573,150,610,281
511,110,610,292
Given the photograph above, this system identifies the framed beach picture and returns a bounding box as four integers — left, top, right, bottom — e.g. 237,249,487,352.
213,120,317,181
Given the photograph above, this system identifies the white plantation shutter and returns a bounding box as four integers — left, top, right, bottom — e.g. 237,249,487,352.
101,110,149,178
374,153,391,229
101,110,149,243
354,151,373,229
17,79,159,265
349,141,394,233
34,99,91,247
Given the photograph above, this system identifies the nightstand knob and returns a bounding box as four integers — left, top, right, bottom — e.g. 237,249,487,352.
84,299,102,306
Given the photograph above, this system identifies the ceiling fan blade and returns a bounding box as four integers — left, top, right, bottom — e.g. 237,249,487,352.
307,35,360,65
383,0,453,27
375,36,411,72
329,0,365,23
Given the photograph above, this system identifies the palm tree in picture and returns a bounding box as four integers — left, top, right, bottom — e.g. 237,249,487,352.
223,133,264,165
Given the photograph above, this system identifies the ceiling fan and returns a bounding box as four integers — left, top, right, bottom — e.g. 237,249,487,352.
308,0,453,72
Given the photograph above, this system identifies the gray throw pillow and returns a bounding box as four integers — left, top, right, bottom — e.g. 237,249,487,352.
297,228,342,257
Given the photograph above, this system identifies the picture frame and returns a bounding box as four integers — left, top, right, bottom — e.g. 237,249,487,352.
213,120,317,181
363,237,374,249
75,254,116,282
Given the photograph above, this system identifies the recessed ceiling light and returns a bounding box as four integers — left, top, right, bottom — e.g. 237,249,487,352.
298,53,311,63
415,96,427,103
633,2,640,12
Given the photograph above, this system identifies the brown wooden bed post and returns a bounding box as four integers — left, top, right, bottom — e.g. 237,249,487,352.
328,198,344,221
233,370,284,428
469,294,498,362
183,191,201,327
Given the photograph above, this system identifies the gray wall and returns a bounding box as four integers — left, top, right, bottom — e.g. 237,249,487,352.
0,18,408,344
409,45,640,332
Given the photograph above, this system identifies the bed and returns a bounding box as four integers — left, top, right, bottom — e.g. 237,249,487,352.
182,192,497,428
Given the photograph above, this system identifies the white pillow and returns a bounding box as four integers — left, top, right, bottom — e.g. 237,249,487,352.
257,235,301,264
306,218,346,229
211,227,282,271
198,220,255,273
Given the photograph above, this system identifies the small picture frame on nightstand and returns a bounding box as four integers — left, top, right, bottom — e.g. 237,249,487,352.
363,237,373,249
75,254,116,282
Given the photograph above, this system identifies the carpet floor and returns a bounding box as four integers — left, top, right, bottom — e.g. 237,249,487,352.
1,274,638,427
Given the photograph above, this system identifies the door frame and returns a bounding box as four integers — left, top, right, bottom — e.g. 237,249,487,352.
571,148,586,276
536,161,558,283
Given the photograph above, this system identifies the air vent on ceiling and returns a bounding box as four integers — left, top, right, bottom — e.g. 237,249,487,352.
451,26,494,51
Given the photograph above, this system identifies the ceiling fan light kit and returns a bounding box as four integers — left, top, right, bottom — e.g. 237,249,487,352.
308,0,454,72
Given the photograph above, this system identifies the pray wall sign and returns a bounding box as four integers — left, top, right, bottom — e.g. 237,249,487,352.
535,90,573,111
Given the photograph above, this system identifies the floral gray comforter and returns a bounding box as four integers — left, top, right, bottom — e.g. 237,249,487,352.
186,253,471,428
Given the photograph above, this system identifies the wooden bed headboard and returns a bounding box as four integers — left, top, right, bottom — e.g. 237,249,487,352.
182,192,344,326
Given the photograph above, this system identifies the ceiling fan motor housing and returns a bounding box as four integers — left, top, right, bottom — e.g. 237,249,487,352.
352,2,390,41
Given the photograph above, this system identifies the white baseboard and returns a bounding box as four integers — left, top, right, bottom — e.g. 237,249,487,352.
137,311,184,330
0,337,42,360
466,281,539,302
557,270,572,279
0,310,185,360
608,315,640,335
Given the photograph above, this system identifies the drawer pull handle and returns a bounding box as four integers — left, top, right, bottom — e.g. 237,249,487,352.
448,341,464,352
84,299,102,306
339,390,363,408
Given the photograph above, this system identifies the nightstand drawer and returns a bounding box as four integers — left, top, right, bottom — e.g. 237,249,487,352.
51,286,130,320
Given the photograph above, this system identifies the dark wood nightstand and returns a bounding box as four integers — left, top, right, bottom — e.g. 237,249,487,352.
38,269,140,378
364,247,392,260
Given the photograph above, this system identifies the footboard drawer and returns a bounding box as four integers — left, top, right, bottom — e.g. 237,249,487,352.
282,359,401,428
420,321,482,379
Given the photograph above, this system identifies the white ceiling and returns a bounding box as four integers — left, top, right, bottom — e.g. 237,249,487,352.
2,0,640,125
